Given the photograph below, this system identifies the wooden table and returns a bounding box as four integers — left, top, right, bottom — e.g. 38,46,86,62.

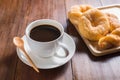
0,0,120,80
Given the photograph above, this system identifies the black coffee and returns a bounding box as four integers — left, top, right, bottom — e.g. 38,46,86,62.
30,25,61,42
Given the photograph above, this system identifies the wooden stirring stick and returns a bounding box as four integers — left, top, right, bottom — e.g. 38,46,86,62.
13,37,39,73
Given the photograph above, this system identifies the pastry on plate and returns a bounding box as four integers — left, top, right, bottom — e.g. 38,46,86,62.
98,28,120,49
68,5,120,50
68,5,110,41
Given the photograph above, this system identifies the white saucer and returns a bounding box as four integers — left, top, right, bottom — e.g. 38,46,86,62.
16,33,76,69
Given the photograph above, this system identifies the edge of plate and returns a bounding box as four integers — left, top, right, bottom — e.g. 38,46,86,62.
74,4,120,56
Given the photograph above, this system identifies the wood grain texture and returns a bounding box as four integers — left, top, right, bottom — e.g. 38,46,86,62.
66,0,120,80
7,0,72,80
0,0,120,80
0,0,25,80
0,0,72,80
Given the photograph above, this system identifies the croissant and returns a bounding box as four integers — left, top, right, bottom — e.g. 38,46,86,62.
68,5,93,27
68,5,120,49
68,5,110,41
106,13,120,32
98,28,120,49
98,13,120,49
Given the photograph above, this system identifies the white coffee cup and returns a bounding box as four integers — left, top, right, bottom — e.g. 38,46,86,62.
25,19,69,63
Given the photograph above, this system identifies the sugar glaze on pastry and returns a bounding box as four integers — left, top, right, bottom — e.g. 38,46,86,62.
68,5,120,49
68,5,110,41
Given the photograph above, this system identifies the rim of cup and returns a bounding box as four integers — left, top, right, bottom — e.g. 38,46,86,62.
25,19,64,43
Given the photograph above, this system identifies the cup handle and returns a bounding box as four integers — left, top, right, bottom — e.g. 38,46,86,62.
53,41,70,64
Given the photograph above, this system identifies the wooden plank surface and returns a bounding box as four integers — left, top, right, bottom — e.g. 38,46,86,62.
66,0,120,80
0,0,72,80
0,0,120,80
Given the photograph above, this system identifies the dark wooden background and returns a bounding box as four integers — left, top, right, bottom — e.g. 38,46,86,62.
0,0,120,80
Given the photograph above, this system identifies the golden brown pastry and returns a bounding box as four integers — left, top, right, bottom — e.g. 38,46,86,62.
98,28,120,49
68,5,93,26
106,13,120,32
68,5,110,41
98,13,120,49
68,5,120,49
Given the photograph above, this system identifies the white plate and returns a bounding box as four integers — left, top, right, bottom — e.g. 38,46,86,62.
16,33,76,69
75,4,120,56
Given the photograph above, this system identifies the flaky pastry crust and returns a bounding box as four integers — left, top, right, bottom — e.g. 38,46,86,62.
68,5,110,41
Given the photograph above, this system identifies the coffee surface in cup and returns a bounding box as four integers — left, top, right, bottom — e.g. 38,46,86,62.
30,25,61,42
